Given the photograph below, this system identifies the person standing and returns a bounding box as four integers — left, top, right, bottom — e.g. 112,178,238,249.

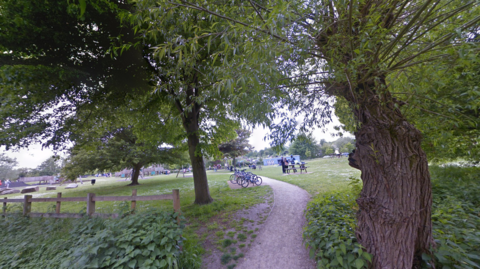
5,179,10,188
281,157,286,174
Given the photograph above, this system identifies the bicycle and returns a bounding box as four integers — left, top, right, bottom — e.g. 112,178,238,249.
230,169,247,184
240,172,262,188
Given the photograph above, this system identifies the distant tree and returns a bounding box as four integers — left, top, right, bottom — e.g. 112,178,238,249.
34,156,61,176
305,149,312,159
289,133,319,160
324,148,334,155
218,129,254,167
15,167,30,178
340,142,355,153
332,137,355,151
62,128,185,185
0,153,18,180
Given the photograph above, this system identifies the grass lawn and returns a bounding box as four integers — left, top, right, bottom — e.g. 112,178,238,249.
253,157,361,196
3,172,270,222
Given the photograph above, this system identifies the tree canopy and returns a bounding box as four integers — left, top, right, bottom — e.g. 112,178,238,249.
0,0,150,149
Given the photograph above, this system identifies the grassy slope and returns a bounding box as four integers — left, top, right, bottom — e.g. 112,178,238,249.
254,157,361,196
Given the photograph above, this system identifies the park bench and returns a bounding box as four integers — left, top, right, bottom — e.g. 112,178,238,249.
300,164,308,173
286,165,297,174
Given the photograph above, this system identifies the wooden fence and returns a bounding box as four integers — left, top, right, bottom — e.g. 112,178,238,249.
1,189,180,221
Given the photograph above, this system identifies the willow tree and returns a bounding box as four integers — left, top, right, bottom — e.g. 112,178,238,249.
144,0,480,267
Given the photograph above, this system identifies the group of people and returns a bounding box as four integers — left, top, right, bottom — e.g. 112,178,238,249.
280,155,296,174
0,179,11,188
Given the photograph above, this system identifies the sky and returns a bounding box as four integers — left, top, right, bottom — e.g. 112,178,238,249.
1,115,351,169
247,114,350,151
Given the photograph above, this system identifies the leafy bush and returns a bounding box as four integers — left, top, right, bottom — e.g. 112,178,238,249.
304,166,480,268
304,192,371,268
0,211,201,269
426,165,480,268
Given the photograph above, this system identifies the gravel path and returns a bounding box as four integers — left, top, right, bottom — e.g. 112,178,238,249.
235,176,316,269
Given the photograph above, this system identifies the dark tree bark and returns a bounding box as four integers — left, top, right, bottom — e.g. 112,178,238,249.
173,82,213,204
347,81,433,268
128,163,143,186
186,129,213,204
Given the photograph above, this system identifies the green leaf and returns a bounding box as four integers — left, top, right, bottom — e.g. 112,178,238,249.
128,259,137,268
336,254,344,266
355,258,365,269
309,248,315,259
79,0,87,17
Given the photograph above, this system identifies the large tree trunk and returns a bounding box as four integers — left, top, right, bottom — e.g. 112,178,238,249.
348,82,433,268
128,163,142,186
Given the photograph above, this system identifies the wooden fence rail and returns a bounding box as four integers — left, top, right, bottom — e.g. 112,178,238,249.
1,189,180,221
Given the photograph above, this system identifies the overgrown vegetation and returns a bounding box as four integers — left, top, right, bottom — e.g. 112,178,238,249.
427,165,480,268
303,189,372,268
0,172,272,268
304,164,480,268
0,211,201,269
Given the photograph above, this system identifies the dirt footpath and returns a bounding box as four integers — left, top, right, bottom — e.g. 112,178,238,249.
235,176,316,269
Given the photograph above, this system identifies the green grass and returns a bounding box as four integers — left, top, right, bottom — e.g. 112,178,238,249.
4,172,271,220
254,157,360,195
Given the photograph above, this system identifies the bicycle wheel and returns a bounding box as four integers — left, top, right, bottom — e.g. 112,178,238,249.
254,176,262,186
230,174,236,184
241,177,249,188
236,175,243,185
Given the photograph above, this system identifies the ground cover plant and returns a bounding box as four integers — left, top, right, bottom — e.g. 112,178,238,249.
1,171,272,268
0,210,193,269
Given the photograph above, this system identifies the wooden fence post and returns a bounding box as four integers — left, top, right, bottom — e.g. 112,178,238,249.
3,197,7,217
131,189,137,212
172,189,180,224
23,195,32,216
56,193,62,214
87,193,95,216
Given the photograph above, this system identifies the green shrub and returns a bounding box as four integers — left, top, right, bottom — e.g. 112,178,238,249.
0,211,201,269
304,192,371,268
222,238,233,248
426,165,480,268
237,233,247,241
220,253,232,265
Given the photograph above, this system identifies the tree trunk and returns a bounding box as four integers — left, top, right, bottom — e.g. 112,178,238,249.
348,82,433,268
187,130,213,204
172,77,213,204
128,163,142,186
